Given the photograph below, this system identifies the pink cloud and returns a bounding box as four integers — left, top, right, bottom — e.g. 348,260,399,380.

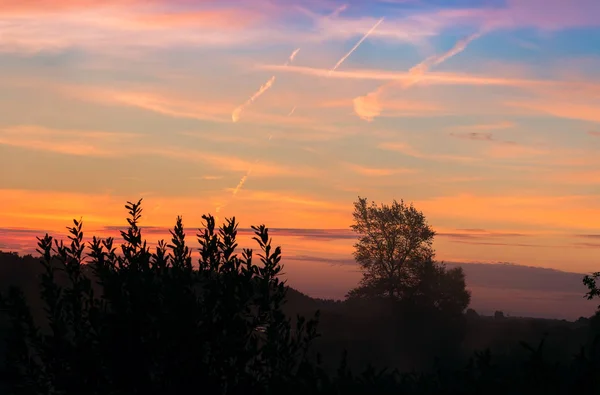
132,9,264,30
0,0,137,14
499,0,600,30
0,1,275,54
420,0,600,32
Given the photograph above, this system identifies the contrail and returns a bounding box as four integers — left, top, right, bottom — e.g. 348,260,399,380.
232,48,300,123
232,76,275,122
218,6,351,219
232,168,252,196
230,5,348,124
401,32,481,87
330,4,348,18
353,31,482,121
284,18,382,125
286,48,301,65
328,17,384,75
215,159,258,217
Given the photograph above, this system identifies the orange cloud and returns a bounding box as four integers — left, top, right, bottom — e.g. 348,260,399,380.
343,163,417,177
544,170,600,185
157,149,319,179
485,143,550,159
67,87,232,123
417,194,600,231
0,123,323,181
0,188,352,233
0,125,138,157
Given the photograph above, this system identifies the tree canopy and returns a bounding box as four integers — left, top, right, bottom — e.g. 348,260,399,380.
347,197,470,314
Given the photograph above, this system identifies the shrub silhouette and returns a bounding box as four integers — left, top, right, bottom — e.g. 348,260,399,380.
0,199,320,395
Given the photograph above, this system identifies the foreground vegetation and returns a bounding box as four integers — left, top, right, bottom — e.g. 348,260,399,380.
0,198,599,394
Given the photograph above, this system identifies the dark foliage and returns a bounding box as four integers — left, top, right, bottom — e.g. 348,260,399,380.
0,200,320,395
348,197,470,317
1,199,600,394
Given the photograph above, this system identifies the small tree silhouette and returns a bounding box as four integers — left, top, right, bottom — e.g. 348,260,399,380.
0,199,320,395
584,272,600,308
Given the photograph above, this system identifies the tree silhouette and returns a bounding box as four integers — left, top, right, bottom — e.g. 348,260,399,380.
347,197,470,314
0,199,320,395
584,272,600,309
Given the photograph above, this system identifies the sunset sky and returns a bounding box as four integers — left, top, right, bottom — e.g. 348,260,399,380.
1,0,600,311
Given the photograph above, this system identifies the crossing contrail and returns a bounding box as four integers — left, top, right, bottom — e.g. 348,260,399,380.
328,17,384,75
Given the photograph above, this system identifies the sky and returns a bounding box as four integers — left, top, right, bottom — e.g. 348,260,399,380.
1,0,600,316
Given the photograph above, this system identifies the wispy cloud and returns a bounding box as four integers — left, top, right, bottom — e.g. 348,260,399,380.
65,85,232,123
343,162,417,177
0,125,138,157
54,83,333,129
4,0,599,57
448,121,516,131
154,148,319,178
505,99,600,124
378,141,479,163
0,3,271,54
257,64,546,86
